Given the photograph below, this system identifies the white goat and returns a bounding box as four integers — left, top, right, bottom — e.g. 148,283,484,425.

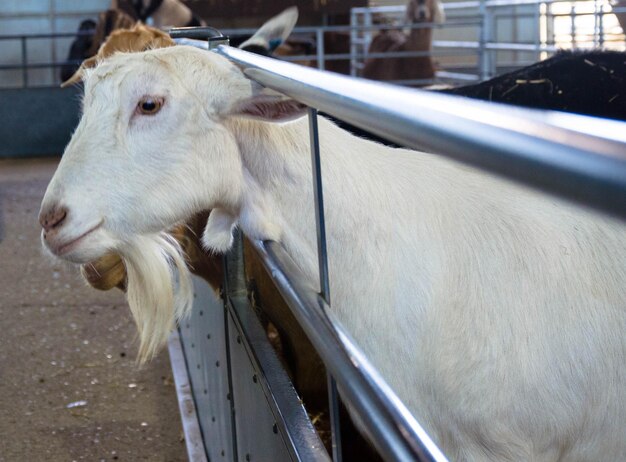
39,46,626,461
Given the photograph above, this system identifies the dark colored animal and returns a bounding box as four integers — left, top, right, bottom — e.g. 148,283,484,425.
60,19,96,83
443,50,626,121
328,51,626,151
60,10,135,83
61,23,175,87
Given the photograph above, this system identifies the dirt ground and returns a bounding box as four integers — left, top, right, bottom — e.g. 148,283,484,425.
0,158,187,462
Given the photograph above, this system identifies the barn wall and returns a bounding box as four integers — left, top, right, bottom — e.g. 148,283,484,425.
0,86,80,158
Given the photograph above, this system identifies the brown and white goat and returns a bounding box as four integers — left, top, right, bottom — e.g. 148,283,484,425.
64,6,328,420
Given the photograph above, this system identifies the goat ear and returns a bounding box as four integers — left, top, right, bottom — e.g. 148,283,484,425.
60,55,98,88
228,93,308,122
239,6,299,52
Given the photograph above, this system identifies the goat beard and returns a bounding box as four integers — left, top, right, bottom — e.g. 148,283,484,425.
119,232,193,364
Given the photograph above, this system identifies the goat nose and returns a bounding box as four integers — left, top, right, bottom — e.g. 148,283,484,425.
39,205,68,232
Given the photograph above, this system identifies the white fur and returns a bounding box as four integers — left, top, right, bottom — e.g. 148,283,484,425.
123,232,192,362
40,46,626,460
202,208,237,252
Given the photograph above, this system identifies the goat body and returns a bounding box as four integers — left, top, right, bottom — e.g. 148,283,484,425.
40,46,626,461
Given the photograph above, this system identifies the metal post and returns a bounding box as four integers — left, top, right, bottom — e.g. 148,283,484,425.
222,233,246,462
308,107,342,462
598,0,605,46
478,0,492,80
49,0,57,86
350,9,358,76
20,36,28,88
363,9,373,76
534,1,541,62
547,2,555,51
316,28,326,71
570,4,576,48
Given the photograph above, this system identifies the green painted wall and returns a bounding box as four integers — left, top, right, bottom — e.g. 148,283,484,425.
0,86,81,158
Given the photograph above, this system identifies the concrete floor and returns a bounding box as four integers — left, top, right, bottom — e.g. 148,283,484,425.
0,158,187,462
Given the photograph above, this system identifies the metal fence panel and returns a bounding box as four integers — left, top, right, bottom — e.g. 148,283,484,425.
227,311,293,462
180,276,234,461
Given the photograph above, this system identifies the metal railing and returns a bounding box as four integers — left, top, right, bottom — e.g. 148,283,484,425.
208,44,626,461
2,0,625,88
0,30,93,88
351,0,626,81
0,4,105,88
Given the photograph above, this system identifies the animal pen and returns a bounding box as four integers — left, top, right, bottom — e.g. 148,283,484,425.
1,0,625,89
163,28,626,461
1,3,625,462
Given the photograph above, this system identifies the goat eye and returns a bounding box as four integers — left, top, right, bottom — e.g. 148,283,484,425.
137,97,163,115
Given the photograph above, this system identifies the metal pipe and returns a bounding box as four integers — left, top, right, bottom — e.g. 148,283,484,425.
478,0,491,80
251,239,449,462
0,31,95,40
308,107,341,461
363,8,373,74
598,0,605,47
534,0,541,61
216,46,626,220
49,0,56,88
20,37,28,88
308,109,331,306
570,4,577,47
350,9,358,76
0,10,102,20
221,243,242,462
217,20,481,37
316,29,325,71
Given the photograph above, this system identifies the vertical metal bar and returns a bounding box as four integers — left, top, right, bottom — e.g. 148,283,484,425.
598,0,605,47
222,233,248,462
350,9,358,76
223,299,239,462
544,2,550,48
316,28,325,71
478,0,491,80
570,4,576,48
327,376,343,462
20,37,28,88
308,107,342,462
593,0,599,47
308,108,331,304
363,10,373,77
534,1,541,61
50,0,56,85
